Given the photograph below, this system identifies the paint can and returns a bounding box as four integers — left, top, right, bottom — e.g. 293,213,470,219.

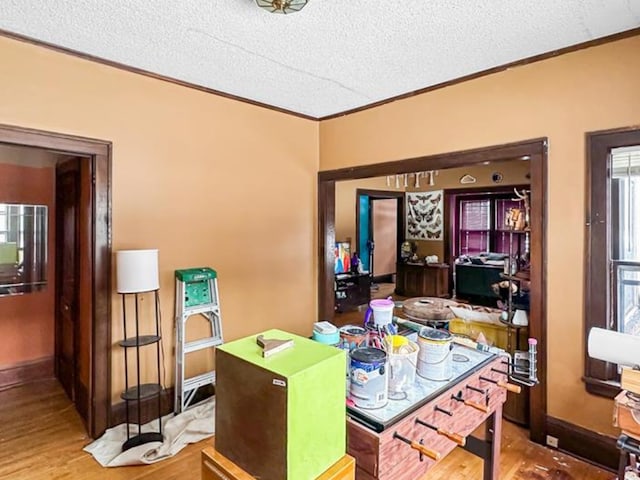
339,325,369,351
349,347,388,409
416,328,453,381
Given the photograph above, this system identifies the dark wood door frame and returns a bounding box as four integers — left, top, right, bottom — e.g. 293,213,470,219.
0,123,111,438
355,189,405,281
318,138,548,444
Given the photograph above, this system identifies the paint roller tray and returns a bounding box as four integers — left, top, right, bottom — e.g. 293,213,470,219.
346,344,496,432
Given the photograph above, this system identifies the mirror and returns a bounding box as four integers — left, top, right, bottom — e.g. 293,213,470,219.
0,203,48,295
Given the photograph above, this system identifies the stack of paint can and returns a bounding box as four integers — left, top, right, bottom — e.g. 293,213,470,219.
338,325,369,396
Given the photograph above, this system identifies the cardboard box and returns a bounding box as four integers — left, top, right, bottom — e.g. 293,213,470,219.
622,367,640,396
614,391,640,440
215,329,346,480
449,318,528,349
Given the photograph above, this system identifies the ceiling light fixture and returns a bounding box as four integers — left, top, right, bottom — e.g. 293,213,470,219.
256,0,308,14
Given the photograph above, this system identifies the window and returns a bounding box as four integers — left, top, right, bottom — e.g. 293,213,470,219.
0,204,24,264
456,194,525,257
584,129,640,398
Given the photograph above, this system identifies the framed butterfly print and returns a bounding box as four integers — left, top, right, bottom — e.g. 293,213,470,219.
405,190,443,240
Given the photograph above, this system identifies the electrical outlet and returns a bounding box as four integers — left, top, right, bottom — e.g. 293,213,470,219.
546,435,559,448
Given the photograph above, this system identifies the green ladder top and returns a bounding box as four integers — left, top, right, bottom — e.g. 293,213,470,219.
175,267,217,282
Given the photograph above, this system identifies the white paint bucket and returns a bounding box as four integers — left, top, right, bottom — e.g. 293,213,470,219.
417,328,453,381
369,298,394,327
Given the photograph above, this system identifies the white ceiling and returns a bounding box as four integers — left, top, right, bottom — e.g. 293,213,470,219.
1,1,639,119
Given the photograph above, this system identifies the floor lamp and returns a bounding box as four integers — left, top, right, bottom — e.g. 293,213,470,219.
117,249,164,451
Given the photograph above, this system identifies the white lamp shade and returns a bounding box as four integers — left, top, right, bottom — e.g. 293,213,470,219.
116,249,159,293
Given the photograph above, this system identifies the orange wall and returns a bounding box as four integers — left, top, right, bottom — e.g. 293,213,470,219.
0,36,318,402
320,35,640,435
0,163,55,367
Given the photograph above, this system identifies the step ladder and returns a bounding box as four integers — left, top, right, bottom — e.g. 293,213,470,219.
174,267,223,414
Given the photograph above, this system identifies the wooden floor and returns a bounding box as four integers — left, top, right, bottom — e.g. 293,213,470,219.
0,379,612,480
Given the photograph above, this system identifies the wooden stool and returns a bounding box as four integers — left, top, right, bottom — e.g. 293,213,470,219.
202,438,355,480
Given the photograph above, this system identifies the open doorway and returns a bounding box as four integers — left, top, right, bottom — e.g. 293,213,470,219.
356,190,404,294
318,138,547,444
0,124,111,439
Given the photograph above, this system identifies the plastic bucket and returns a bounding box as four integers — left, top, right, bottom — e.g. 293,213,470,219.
417,328,453,381
339,325,369,350
349,347,388,409
370,298,394,327
387,340,418,398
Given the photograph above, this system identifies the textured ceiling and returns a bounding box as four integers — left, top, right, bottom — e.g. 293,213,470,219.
1,1,639,118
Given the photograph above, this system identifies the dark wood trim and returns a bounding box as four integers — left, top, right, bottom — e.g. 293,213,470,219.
583,376,620,399
546,415,618,472
111,385,214,426
76,380,90,424
584,127,640,398
0,29,316,122
319,28,640,121
0,123,110,156
318,138,548,445
318,139,542,182
528,142,547,445
111,387,174,427
92,148,112,437
318,180,336,321
0,124,112,439
0,356,54,391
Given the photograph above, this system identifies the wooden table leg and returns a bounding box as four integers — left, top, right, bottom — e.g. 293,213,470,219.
483,404,502,480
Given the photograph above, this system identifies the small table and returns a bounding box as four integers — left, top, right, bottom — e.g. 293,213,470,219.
347,344,508,480
202,438,355,480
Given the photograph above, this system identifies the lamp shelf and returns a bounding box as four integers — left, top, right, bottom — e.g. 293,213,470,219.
118,335,161,348
123,432,164,452
121,383,163,402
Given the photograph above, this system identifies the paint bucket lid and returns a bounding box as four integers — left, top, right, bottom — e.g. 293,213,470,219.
351,347,387,363
418,327,452,342
369,298,394,310
340,325,367,336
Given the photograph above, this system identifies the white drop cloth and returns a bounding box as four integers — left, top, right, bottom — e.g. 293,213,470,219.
84,397,215,467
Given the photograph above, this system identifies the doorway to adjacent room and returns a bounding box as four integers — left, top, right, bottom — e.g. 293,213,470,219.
0,124,111,439
318,138,548,444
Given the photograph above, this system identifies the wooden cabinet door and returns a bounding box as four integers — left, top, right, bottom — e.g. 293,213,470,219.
55,158,81,403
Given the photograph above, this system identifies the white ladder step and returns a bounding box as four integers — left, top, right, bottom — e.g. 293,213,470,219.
182,304,220,317
184,336,223,353
184,371,216,391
